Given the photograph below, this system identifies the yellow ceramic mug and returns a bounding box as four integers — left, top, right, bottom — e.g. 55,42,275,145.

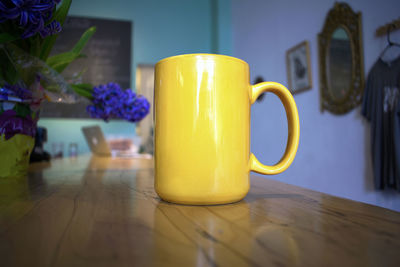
154,54,300,205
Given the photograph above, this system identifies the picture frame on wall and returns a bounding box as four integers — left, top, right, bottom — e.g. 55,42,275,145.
286,40,312,94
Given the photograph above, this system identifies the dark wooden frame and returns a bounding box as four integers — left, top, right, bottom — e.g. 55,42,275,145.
318,2,364,114
286,40,312,94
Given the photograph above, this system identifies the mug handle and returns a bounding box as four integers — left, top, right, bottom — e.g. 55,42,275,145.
249,82,300,175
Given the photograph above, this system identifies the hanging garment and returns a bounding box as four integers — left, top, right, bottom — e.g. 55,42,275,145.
394,98,400,189
361,56,400,190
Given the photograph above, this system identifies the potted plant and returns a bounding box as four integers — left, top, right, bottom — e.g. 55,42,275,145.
0,0,150,177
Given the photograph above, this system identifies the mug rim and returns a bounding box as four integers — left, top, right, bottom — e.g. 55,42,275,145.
156,53,248,66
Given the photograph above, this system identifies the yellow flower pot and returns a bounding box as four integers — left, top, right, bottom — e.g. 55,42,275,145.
0,134,35,178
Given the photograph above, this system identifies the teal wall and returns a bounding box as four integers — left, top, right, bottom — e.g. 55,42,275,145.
39,0,232,156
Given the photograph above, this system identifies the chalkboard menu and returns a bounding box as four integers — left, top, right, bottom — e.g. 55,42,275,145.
40,16,132,118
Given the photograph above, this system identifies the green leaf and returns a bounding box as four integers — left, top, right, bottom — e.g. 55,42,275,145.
46,51,85,72
70,83,94,100
0,33,19,44
72,83,92,91
29,36,41,57
0,49,18,84
54,0,72,26
71,26,96,54
47,26,96,73
14,103,31,118
39,0,72,60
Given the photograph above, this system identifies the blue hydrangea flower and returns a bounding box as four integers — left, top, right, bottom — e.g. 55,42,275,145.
87,82,150,123
0,0,61,38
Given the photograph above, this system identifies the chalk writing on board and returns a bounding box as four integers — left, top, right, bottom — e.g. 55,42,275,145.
40,16,132,118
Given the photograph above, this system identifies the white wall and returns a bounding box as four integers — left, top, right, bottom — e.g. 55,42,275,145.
232,0,400,211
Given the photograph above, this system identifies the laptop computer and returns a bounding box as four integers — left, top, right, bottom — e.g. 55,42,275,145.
81,125,151,158
82,125,112,156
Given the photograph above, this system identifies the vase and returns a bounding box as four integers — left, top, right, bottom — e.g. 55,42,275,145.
0,133,35,178
0,96,37,178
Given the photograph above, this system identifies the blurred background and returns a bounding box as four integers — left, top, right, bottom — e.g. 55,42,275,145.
36,0,400,211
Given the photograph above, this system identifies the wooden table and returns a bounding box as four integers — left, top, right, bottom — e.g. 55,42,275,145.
1,156,399,267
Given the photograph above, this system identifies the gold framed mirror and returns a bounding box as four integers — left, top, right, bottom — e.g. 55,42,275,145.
318,2,364,114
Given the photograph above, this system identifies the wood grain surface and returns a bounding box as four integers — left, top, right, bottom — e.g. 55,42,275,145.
0,156,399,267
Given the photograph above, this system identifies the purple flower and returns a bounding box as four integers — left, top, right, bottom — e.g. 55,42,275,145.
39,19,61,37
0,109,37,140
87,82,150,123
0,0,61,38
1,83,33,101
121,95,150,122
